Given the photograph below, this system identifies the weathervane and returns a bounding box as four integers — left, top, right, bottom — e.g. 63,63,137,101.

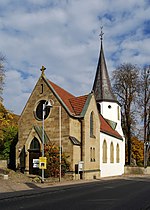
40,65,46,76
99,26,104,41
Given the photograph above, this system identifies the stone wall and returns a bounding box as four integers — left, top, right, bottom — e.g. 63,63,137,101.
0,160,7,169
81,94,101,179
124,166,150,175
17,76,71,172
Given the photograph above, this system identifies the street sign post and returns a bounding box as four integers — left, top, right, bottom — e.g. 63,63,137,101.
33,159,39,168
39,157,47,170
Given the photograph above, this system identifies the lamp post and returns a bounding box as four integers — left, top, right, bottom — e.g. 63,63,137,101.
59,106,62,182
144,141,150,168
42,99,62,182
42,100,52,183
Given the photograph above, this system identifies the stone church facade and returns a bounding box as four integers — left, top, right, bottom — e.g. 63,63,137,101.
16,34,125,179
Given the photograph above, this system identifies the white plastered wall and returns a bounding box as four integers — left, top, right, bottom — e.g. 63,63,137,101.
100,101,124,136
100,132,125,177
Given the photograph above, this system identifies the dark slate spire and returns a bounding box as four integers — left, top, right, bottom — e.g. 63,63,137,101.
92,28,118,103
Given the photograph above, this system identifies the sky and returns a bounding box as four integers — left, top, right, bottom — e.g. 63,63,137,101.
0,0,150,115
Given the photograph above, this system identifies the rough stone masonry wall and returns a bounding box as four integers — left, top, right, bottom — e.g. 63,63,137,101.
16,76,71,171
82,95,101,180
124,166,150,175
69,118,81,178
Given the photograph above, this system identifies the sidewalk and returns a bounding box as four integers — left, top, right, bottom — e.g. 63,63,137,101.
0,171,102,201
0,170,150,195
0,170,95,194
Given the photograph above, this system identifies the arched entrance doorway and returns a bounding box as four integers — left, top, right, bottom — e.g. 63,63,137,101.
28,137,41,175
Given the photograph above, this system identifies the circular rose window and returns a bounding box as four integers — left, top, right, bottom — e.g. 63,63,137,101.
35,100,50,120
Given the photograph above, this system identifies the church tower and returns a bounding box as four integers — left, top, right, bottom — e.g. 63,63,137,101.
92,28,123,136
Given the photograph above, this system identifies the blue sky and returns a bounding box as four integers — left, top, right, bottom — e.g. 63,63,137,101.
1,0,150,114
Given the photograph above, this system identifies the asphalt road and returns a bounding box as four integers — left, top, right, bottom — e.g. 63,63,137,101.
0,176,150,210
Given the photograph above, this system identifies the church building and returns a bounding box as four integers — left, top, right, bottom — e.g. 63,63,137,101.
16,33,125,179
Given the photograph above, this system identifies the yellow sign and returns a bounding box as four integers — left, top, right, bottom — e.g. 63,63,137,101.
39,157,47,169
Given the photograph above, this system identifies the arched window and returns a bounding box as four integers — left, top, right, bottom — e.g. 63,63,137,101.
90,111,95,137
30,138,40,151
116,144,120,163
110,142,114,163
103,140,107,163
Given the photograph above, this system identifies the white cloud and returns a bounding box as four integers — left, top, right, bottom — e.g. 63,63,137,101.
0,0,150,114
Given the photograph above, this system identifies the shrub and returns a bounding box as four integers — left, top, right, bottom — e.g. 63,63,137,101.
44,144,70,178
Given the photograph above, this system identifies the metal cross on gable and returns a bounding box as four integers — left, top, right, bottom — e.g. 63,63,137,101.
40,65,46,75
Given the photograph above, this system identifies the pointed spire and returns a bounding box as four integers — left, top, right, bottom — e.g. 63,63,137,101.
92,28,118,103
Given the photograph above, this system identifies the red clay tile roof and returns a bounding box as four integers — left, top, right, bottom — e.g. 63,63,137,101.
69,95,88,115
49,80,88,115
48,79,123,139
100,115,122,140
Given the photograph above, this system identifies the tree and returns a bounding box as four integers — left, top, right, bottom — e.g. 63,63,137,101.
0,53,5,102
112,63,139,165
2,126,18,159
0,103,19,161
131,136,144,166
139,66,150,141
138,66,150,167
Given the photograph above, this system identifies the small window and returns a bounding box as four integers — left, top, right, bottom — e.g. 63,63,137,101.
108,105,111,109
90,147,96,162
116,144,120,163
90,111,95,138
90,112,94,137
110,142,114,163
90,147,92,162
93,148,95,162
103,140,107,163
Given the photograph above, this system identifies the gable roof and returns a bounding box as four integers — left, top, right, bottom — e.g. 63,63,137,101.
100,115,123,140
48,79,88,116
69,95,88,116
49,80,75,114
45,76,122,140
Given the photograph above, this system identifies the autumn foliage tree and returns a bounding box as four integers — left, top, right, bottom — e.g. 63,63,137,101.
44,143,70,178
0,103,19,161
131,137,144,166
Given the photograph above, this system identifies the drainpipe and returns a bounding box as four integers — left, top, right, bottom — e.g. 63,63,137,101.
79,118,84,179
